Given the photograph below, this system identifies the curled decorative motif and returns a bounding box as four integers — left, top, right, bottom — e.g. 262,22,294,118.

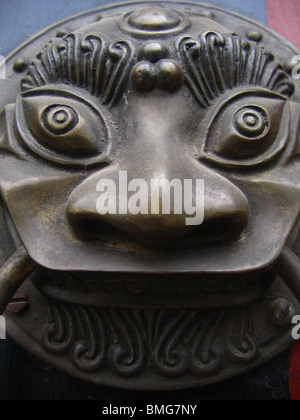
41,303,74,355
41,303,258,377
102,41,133,105
190,311,223,375
105,310,146,376
178,32,294,108
152,311,195,377
21,35,133,105
21,35,104,94
72,307,107,372
226,307,257,362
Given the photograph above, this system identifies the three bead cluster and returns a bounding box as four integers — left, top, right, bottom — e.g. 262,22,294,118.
131,42,183,92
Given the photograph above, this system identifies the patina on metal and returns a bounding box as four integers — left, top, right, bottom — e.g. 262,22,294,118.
0,1,300,390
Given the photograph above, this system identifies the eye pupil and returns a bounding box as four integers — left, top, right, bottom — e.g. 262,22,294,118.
42,105,78,135
54,111,68,124
244,114,257,127
234,107,269,139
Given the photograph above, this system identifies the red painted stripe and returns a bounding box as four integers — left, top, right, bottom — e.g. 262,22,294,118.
268,0,300,401
266,0,300,50
289,340,300,400
267,0,300,400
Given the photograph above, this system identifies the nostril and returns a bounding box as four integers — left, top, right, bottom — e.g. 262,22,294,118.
72,216,190,248
75,218,134,244
70,211,247,250
179,214,248,247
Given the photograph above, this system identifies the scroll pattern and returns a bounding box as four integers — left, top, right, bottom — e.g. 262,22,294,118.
21,34,133,106
178,32,294,108
41,303,258,377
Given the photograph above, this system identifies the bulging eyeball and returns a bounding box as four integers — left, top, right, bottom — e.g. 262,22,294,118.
233,107,269,139
131,62,156,91
42,105,79,135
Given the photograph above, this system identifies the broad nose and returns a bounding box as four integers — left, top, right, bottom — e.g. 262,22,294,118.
67,161,249,247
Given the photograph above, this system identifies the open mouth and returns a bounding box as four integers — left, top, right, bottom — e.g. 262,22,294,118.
31,265,276,310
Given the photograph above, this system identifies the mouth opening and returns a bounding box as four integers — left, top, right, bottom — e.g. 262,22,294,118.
32,265,276,310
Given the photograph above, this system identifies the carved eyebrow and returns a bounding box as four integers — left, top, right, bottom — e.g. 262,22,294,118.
178,32,295,108
21,31,294,110
21,34,133,106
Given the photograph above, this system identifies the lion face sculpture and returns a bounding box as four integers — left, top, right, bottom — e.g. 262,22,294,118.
0,3,299,388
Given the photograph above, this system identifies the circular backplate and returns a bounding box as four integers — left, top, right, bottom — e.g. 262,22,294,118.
0,2,300,390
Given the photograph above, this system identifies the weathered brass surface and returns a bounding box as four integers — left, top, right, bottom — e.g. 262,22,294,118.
0,1,300,390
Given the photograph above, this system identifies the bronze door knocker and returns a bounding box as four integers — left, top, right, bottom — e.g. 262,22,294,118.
0,1,300,390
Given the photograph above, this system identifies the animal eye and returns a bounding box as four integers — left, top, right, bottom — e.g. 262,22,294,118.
233,106,269,138
16,89,109,166
203,93,289,167
42,105,79,135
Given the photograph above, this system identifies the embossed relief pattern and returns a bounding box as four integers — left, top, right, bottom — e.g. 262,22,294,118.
21,34,133,105
1,3,298,391
20,31,295,111
179,32,294,107
42,303,257,377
